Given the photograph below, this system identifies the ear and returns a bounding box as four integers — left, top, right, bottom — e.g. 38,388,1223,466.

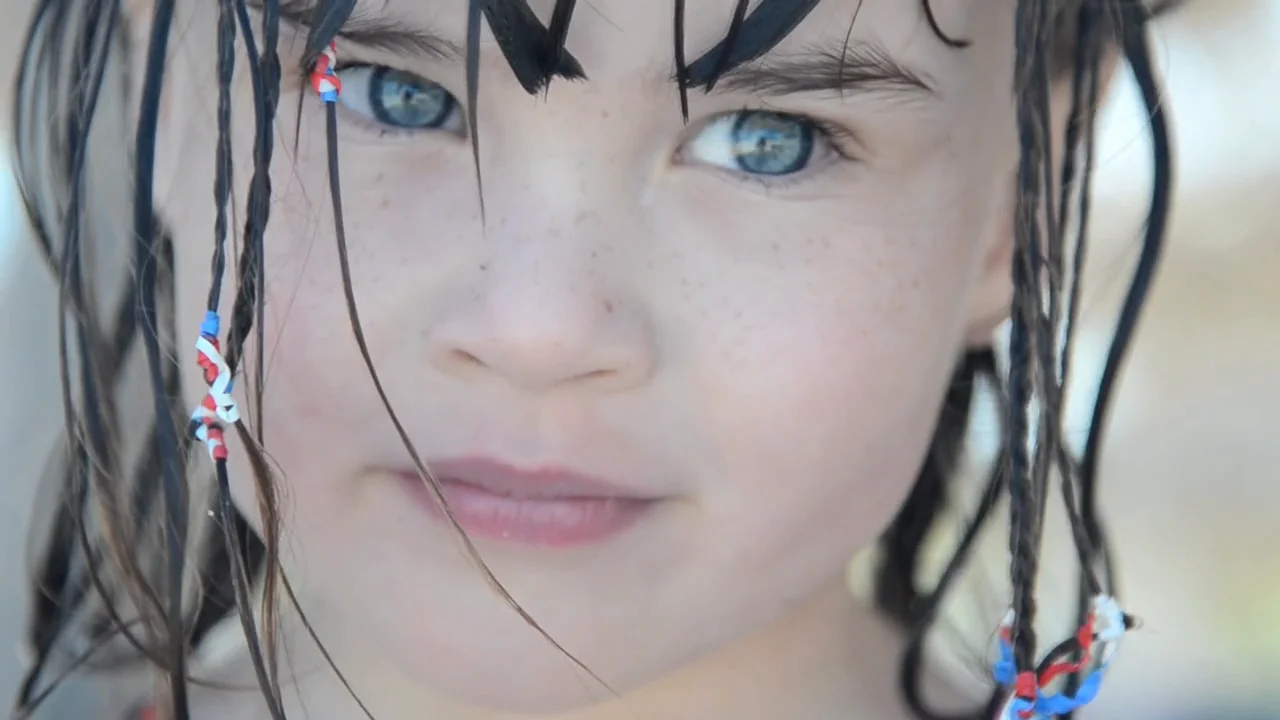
963,50,1126,349
963,183,1016,348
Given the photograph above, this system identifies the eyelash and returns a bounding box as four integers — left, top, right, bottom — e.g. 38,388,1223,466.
314,63,862,188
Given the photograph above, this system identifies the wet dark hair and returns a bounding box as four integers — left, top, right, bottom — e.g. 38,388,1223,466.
11,0,1177,718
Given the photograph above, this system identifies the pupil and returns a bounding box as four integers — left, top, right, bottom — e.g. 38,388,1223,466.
731,112,813,176
372,68,450,128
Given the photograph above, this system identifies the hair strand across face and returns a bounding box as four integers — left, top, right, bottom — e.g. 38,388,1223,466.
9,1,1178,717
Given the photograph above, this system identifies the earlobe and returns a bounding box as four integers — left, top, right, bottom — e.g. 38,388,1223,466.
964,183,1015,349
964,239,1014,348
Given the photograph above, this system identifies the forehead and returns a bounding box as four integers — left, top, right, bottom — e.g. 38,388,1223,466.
347,0,1014,95
559,0,978,55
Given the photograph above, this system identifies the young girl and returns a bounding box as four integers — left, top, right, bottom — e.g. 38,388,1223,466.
10,0,1176,717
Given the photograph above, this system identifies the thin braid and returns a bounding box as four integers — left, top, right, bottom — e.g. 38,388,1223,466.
1062,3,1173,716
991,5,1168,719
1007,0,1052,674
1028,0,1058,571
1053,1,1108,592
9,1,1176,717
1052,19,1112,714
223,0,266,380
254,0,282,436
207,0,236,314
257,4,285,688
1078,0,1171,599
193,0,288,714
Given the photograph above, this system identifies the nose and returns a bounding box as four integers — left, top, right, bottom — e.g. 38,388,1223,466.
427,243,656,394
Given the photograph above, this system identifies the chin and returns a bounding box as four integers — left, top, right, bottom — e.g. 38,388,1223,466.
282,489,746,715
306,584,673,716
387,634,664,716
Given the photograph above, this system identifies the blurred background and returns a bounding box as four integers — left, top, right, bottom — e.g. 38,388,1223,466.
1,1,1278,718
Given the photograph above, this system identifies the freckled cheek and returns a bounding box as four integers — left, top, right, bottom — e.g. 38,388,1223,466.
692,272,969,552
712,325,942,476
261,151,472,314
227,233,401,479
245,158,478,423
689,331,951,577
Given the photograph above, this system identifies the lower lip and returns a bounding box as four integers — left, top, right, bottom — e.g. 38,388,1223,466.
397,474,655,547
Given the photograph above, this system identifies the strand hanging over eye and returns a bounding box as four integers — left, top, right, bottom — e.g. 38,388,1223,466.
188,311,241,462
992,594,1136,720
312,41,341,102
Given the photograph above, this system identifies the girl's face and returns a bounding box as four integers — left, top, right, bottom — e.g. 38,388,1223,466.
154,0,1019,712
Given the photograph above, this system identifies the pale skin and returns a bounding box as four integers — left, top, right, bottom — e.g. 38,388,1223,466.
129,0,1085,717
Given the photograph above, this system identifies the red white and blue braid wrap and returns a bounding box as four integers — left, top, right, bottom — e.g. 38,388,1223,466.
311,41,341,103
992,595,1129,720
191,311,240,462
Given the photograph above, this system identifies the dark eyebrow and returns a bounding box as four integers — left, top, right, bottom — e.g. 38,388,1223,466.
274,0,583,92
694,41,935,99
273,2,930,99
276,2,463,61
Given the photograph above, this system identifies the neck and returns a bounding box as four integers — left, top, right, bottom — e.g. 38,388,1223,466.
193,581,947,720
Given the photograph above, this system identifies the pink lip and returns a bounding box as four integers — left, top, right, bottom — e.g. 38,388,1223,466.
393,458,658,547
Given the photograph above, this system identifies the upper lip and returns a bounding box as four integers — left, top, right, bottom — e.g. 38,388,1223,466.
402,457,654,500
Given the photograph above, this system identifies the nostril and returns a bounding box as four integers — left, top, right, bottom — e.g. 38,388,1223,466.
576,368,614,383
451,349,486,368
427,295,655,391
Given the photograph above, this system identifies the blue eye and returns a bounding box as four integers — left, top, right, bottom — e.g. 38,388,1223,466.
334,66,464,133
682,111,821,176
